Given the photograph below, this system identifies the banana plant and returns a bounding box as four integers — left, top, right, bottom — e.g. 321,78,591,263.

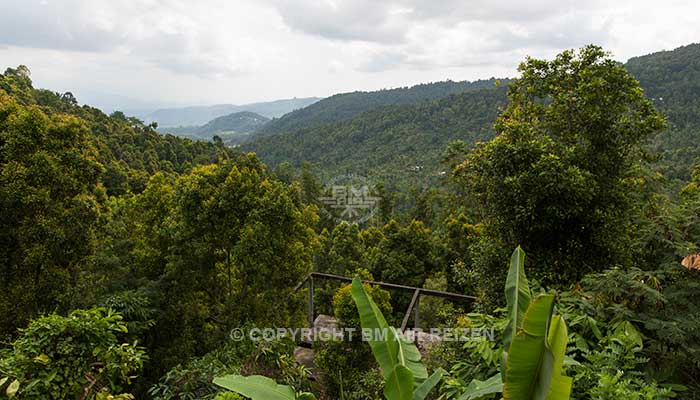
212,374,316,400
350,278,444,400
459,246,572,400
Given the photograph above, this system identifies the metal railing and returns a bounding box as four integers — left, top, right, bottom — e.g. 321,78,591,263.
294,271,477,332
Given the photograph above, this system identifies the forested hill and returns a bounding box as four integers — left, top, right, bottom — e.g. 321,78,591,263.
196,111,269,135
258,78,508,135
626,43,700,180
0,66,236,196
244,44,700,186
158,111,270,141
245,86,508,187
142,97,321,127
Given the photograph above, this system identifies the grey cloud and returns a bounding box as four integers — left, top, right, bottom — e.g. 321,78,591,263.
266,0,599,45
270,0,408,43
0,0,124,51
0,0,250,78
402,0,581,23
356,50,408,72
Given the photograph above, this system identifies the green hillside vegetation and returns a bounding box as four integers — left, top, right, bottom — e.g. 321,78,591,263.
245,86,508,190
0,66,236,196
1,45,700,400
258,78,508,136
196,111,269,136
159,111,270,143
625,43,700,181
245,44,700,192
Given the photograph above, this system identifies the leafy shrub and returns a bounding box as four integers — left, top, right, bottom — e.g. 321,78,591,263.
0,308,146,399
314,338,379,399
100,289,156,340
433,311,506,400
333,281,392,329
572,329,677,399
149,336,311,400
314,281,391,398
241,337,312,394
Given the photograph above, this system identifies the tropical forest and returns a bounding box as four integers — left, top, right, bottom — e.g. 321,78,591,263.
1,3,700,400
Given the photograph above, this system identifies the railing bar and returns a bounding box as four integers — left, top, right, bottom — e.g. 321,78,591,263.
401,289,421,331
299,271,477,302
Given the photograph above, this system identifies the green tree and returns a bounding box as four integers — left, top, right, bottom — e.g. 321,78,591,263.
370,220,437,288
0,91,103,338
146,155,318,369
454,45,666,291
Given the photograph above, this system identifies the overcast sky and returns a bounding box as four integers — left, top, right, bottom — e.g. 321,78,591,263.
0,0,698,112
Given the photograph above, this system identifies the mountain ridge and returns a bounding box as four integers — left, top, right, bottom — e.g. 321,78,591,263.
243,43,700,187
143,97,321,127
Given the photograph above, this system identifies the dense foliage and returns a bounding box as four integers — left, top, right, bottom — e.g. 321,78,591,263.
0,308,146,399
245,86,507,194
626,43,700,181
246,44,700,197
2,43,700,400
257,79,508,136
454,45,665,290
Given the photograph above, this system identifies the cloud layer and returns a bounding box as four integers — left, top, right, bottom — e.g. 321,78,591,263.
0,0,697,111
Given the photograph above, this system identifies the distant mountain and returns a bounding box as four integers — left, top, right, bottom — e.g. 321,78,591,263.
243,43,700,188
197,111,269,136
243,86,508,188
158,111,270,143
143,97,321,127
258,79,508,135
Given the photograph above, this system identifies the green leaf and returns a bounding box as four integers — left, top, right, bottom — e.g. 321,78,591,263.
393,327,428,381
413,369,444,400
0,377,7,387
504,294,570,400
544,316,571,399
33,353,50,364
458,373,504,400
6,379,20,398
351,277,398,378
504,295,553,400
213,375,296,400
503,246,531,353
296,393,317,400
384,365,414,400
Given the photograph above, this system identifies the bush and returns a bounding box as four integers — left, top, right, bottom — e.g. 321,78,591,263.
0,308,146,399
314,281,391,398
149,336,311,400
333,282,392,329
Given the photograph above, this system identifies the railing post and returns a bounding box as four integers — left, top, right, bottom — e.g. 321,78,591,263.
308,276,314,327
414,294,420,330
401,289,421,332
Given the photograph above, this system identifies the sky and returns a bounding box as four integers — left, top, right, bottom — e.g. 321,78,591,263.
0,0,698,113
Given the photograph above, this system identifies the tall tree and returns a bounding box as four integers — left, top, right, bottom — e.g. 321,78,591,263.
454,45,666,291
0,92,103,337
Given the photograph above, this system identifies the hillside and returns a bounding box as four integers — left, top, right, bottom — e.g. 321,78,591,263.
245,86,508,188
142,97,320,127
0,66,237,196
3,45,700,400
198,110,268,134
159,111,270,142
258,78,508,135
626,43,700,180
244,44,700,187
